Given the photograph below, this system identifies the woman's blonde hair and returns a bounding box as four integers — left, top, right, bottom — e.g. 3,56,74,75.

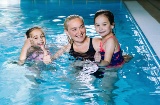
64,15,84,44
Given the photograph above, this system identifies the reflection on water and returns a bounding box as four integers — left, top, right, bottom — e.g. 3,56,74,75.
0,0,160,104
0,0,20,7
61,63,119,105
1,56,119,104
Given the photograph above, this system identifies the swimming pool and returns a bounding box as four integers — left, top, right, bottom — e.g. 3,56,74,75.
0,0,160,105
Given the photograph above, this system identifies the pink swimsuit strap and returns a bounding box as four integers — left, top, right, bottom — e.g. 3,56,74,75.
99,35,120,52
100,42,105,52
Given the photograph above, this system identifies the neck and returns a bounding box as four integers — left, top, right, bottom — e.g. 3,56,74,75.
102,33,114,41
74,36,88,46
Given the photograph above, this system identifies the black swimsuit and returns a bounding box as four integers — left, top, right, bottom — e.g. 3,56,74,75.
69,38,96,61
70,38,104,78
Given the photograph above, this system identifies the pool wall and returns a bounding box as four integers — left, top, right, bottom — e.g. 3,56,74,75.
124,1,160,69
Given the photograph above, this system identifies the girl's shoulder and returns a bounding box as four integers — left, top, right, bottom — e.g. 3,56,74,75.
103,35,117,44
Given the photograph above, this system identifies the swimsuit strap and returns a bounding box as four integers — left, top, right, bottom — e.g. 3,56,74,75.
100,42,104,52
102,35,115,45
70,43,74,51
100,35,115,52
71,38,95,53
89,38,92,49
99,35,121,52
69,38,96,61
88,38,95,52
117,43,120,51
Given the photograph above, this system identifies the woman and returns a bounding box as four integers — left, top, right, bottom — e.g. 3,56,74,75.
52,15,101,61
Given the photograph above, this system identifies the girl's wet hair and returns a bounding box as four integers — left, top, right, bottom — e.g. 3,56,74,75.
94,10,114,25
26,27,44,38
64,15,84,44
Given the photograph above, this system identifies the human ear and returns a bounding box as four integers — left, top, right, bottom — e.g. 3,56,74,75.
111,26,114,29
111,23,115,29
64,30,68,34
64,30,70,38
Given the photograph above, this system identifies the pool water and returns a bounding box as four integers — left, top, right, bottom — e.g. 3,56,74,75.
0,0,160,105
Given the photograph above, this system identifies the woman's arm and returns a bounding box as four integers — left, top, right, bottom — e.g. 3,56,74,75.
51,43,71,60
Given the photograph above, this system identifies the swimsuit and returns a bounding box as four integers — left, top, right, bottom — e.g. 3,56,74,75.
27,50,50,61
99,35,124,67
69,38,96,61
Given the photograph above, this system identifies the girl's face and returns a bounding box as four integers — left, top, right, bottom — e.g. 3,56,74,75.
65,18,86,43
94,15,113,37
30,29,46,47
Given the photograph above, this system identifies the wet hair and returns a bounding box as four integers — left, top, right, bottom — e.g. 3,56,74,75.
64,15,84,44
64,15,84,30
26,27,44,38
94,10,114,25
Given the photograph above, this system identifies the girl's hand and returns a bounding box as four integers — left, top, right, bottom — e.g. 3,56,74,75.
18,38,34,65
40,45,52,64
23,38,34,50
43,54,52,64
94,51,101,63
40,44,45,51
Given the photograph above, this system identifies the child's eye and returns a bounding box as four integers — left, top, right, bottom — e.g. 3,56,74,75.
41,35,45,38
96,24,100,27
103,24,107,26
80,25,85,29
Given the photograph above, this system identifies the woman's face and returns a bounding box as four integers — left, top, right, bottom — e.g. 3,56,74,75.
30,29,46,47
65,18,86,43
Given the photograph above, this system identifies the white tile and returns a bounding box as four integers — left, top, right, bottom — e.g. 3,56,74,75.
124,1,160,61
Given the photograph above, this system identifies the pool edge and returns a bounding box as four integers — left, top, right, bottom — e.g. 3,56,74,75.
124,1,160,69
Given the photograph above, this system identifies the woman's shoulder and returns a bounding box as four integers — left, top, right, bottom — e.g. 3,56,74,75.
93,37,101,45
92,37,101,42
91,37,101,50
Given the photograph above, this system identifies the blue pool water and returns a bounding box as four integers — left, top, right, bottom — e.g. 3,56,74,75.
0,0,160,105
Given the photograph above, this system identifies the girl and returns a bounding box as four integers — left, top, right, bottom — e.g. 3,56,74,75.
18,27,51,65
94,10,125,68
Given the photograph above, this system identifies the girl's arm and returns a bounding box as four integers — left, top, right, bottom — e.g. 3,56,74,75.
51,43,71,60
18,39,33,65
98,38,115,67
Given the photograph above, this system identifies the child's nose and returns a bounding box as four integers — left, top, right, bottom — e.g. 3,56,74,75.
99,26,103,30
40,37,43,40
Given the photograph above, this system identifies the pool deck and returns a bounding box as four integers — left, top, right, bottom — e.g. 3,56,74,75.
124,1,160,68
